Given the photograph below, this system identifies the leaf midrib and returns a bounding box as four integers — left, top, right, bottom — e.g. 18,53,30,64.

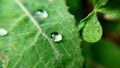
15,0,59,60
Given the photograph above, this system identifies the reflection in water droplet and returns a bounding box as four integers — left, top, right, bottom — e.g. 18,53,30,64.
35,10,48,19
0,28,8,36
51,32,62,42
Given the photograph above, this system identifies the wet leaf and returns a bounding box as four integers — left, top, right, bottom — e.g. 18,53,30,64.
0,0,83,67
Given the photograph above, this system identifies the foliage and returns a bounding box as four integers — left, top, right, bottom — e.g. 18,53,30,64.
0,0,120,68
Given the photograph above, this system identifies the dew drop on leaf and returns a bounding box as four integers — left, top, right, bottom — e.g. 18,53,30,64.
51,32,62,42
35,9,48,19
0,28,8,36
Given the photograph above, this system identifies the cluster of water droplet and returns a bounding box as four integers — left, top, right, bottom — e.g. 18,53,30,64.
1,10,63,43
35,10,62,42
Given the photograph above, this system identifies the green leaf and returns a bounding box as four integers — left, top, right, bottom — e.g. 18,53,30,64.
94,0,120,18
78,11,102,42
93,0,109,8
0,0,83,68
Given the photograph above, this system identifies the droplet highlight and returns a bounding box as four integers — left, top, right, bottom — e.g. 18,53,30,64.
35,10,48,19
51,32,62,42
0,28,8,36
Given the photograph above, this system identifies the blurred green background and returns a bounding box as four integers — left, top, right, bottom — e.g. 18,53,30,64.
66,0,120,68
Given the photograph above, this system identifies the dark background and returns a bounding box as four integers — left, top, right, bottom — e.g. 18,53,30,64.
66,0,120,68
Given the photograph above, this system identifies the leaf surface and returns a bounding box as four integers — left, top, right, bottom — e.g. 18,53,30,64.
94,0,120,18
93,0,109,8
78,11,102,42
0,0,83,68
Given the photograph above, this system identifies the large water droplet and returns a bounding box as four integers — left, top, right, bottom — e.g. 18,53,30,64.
51,32,62,42
35,10,48,19
0,28,8,36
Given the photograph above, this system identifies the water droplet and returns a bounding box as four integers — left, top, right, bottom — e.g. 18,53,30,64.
35,10,48,19
51,32,62,42
0,28,8,36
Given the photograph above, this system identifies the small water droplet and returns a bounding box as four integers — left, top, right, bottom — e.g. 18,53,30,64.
0,28,8,36
35,10,48,19
51,32,62,42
